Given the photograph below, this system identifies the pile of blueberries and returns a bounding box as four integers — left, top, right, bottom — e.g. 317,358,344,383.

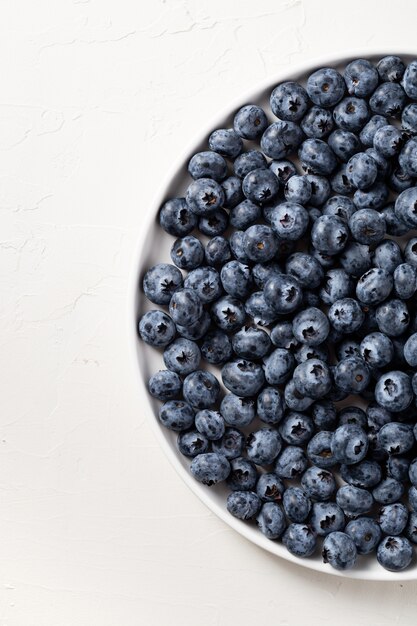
139,56,417,572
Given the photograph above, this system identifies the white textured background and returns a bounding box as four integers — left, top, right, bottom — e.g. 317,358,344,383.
2,1,417,624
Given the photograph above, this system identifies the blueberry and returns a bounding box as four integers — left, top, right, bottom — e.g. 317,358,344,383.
353,181,388,210
369,82,406,117
256,473,285,503
222,359,265,397
233,104,268,139
307,174,331,206
169,288,202,326
205,236,232,267
246,428,282,466
298,138,337,176
212,427,245,460
270,320,297,350
261,121,304,159
301,105,334,138
230,199,261,229
220,394,255,427
270,81,309,121
186,178,225,215
195,409,225,441
395,186,417,228
292,307,330,346
242,168,280,205
310,402,337,430
379,503,409,536
283,176,311,206
381,204,409,237
159,400,195,431
404,238,417,267
279,411,315,446
209,128,243,158
159,197,197,236
306,67,345,107
331,423,368,465
177,430,209,457
310,502,345,536
356,268,393,306
376,299,410,337
360,332,394,368
270,201,309,241
285,252,324,289
190,452,230,486
405,512,417,543
244,291,279,326
377,56,405,82
402,59,417,99
404,333,417,366
295,343,328,364
328,298,364,334
399,137,417,178
387,456,410,482
220,261,252,299
333,96,369,131
346,152,378,190
345,517,382,554
243,224,279,262
373,477,405,505
311,215,348,255
328,128,361,161
284,379,314,411
283,523,317,558
211,295,246,333
221,176,244,208
188,150,227,181
143,263,183,305
200,329,232,364
148,370,182,401
282,487,311,522
349,208,386,245
336,338,361,360
139,310,176,347
344,58,378,97
251,262,282,290
264,274,303,314
274,445,308,479
359,114,388,147
373,240,403,274
256,502,286,539
330,164,355,195
322,531,357,570
378,422,414,455
402,103,417,134
340,242,372,277
373,125,405,158
269,159,297,184
340,460,382,489
301,466,336,501
389,165,414,193
229,230,251,263
409,486,417,511
176,312,211,341
338,406,367,428
198,209,228,237
334,356,370,393
318,269,352,306
264,348,295,385
232,326,271,360
184,267,222,303
336,484,373,516
292,358,332,399
257,387,285,425
323,195,356,223
410,459,417,487
377,536,413,571
234,150,267,178
226,491,261,521
183,370,220,409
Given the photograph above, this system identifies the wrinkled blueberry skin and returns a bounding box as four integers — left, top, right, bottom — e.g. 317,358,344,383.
377,536,413,572
283,523,317,557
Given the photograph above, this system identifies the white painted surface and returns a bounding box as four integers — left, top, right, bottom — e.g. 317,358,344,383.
2,1,417,623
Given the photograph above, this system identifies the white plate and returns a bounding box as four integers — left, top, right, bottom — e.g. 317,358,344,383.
129,50,417,580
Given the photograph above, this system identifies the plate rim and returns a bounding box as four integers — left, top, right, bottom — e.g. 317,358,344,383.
128,48,417,581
